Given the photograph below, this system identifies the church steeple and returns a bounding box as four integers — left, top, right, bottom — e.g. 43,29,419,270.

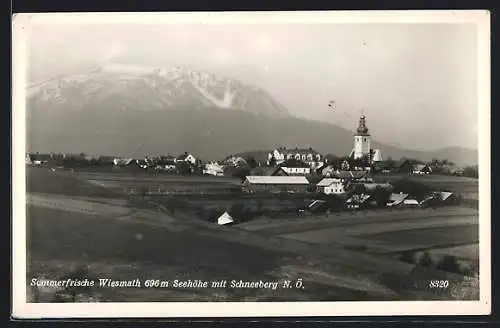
356,115,370,136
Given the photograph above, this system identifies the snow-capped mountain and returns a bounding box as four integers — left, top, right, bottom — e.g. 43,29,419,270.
26,63,290,117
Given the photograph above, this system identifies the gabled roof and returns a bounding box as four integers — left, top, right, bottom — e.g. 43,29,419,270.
244,176,309,185
388,193,409,206
274,147,321,155
177,153,194,161
114,158,135,166
413,164,431,171
279,158,310,168
372,149,383,161
217,212,234,225
331,170,368,179
317,178,343,187
438,191,454,201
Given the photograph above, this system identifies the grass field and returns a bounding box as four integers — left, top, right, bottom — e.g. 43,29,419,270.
24,167,480,301
372,173,479,196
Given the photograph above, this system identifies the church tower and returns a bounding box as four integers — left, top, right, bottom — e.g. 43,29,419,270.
352,115,371,160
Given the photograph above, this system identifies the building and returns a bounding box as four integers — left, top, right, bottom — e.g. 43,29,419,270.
316,178,345,195
113,158,135,167
403,199,420,207
225,156,248,167
272,159,311,176
176,152,197,165
329,170,372,182
203,162,225,176
346,194,371,209
412,164,432,175
386,193,409,207
242,176,310,193
267,147,323,169
26,153,51,166
348,115,383,165
217,212,234,225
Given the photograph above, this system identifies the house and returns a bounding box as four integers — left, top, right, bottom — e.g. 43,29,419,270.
436,191,457,205
203,162,225,176
330,170,372,183
225,156,248,167
176,152,197,165
242,176,310,194
297,200,328,215
403,199,420,207
412,164,432,175
316,178,345,195
346,194,371,209
272,159,311,176
113,158,135,167
267,147,323,169
27,153,51,166
156,155,176,165
217,212,234,225
386,193,409,207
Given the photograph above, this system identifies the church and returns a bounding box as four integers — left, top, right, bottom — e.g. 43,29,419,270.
348,115,383,167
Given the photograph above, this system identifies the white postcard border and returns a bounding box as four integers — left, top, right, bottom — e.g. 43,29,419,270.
11,10,491,318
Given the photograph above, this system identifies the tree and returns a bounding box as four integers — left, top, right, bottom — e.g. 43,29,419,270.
418,251,434,267
251,167,266,176
268,154,277,167
232,166,251,180
245,155,258,169
399,251,418,264
392,178,430,201
437,255,462,274
371,185,392,207
325,154,341,168
463,165,479,178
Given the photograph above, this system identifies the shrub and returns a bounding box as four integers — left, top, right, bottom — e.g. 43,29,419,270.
392,178,430,201
418,251,434,267
399,251,418,264
437,255,462,274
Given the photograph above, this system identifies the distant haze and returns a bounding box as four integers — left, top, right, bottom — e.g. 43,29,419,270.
26,20,478,150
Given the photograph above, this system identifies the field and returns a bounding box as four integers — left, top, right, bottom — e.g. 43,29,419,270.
372,173,479,199
24,167,480,302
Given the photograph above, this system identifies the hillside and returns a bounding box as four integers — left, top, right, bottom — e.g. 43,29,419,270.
26,106,478,166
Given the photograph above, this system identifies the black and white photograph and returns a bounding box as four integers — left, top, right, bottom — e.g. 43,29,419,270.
12,11,490,318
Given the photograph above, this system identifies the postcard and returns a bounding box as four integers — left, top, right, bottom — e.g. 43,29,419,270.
12,10,491,318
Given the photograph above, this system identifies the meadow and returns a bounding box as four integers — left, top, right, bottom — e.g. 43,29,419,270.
24,166,480,301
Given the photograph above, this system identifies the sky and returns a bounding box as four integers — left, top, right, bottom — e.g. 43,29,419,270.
25,18,479,150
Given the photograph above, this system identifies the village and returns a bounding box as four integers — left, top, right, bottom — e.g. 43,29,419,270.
26,115,478,226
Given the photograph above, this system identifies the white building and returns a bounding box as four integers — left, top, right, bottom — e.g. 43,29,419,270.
267,147,323,168
316,178,345,195
176,152,197,165
217,212,234,225
203,162,225,176
348,115,383,164
412,164,432,175
280,166,311,175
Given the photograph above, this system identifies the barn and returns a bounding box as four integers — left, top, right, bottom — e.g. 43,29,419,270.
241,176,310,194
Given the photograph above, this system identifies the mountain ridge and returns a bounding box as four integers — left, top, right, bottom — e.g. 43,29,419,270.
25,64,478,166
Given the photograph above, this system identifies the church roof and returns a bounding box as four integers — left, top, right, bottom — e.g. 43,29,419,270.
274,147,321,155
